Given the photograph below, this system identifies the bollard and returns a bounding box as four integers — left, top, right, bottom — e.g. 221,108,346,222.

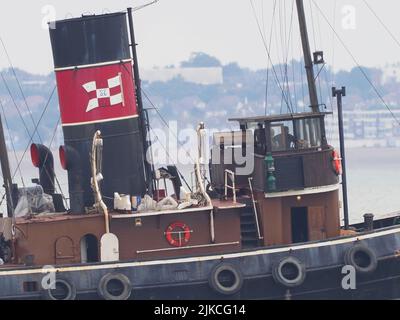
363,213,374,231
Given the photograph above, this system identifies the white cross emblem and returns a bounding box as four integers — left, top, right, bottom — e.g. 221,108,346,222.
82,73,125,112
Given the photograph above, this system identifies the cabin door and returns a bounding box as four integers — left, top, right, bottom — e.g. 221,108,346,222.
55,236,75,264
308,206,326,241
291,207,309,243
80,234,99,263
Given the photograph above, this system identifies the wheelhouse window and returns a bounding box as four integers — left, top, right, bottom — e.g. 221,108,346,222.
294,117,322,149
270,121,296,151
267,117,323,152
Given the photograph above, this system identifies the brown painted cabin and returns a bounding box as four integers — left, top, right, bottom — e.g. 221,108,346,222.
210,111,342,247
12,201,243,266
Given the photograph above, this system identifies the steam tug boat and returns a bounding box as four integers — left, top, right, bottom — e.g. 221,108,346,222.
1,3,400,300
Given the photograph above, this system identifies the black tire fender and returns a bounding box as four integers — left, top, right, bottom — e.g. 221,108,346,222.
344,244,377,274
42,277,76,300
97,273,132,300
209,263,243,295
272,256,306,288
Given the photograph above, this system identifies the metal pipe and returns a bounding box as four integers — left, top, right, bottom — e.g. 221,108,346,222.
296,0,319,112
91,131,109,234
196,123,215,243
127,7,154,195
248,177,263,240
332,87,349,230
136,241,240,254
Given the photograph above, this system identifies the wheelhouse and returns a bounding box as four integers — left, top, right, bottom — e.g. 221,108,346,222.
210,112,338,194
229,112,330,155
208,111,342,246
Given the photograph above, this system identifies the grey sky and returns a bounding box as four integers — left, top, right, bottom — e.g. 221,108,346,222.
0,0,398,74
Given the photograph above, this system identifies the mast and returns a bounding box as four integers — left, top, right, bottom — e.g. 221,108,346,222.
127,8,154,195
0,113,13,218
296,0,319,113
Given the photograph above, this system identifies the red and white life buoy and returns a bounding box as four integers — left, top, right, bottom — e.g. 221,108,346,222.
165,222,192,247
332,150,342,175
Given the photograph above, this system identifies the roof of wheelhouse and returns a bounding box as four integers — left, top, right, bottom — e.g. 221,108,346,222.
228,111,332,125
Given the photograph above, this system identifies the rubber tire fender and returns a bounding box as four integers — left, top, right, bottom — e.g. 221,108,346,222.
209,263,243,295
272,256,306,288
42,277,77,300
344,244,377,274
97,273,132,300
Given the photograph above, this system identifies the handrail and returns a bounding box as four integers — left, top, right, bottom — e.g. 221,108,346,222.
224,169,237,203
248,177,263,240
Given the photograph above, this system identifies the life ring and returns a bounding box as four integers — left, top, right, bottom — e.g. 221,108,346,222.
165,222,191,247
42,277,76,300
332,150,342,175
344,244,377,274
209,263,243,295
97,273,132,300
272,256,306,288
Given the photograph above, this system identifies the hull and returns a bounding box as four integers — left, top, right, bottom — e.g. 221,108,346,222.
2,224,400,300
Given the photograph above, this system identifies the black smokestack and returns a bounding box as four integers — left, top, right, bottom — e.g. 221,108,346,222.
49,13,147,213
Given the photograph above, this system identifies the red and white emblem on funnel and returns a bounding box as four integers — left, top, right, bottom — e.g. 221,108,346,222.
82,73,125,112
55,61,138,126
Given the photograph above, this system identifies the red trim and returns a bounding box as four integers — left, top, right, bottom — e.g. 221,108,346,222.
59,146,67,170
30,144,40,168
165,222,191,247
55,61,138,125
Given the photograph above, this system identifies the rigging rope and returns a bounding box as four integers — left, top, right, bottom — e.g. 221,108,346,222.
0,36,67,199
326,0,338,143
0,98,26,214
9,86,57,185
0,72,33,140
289,2,298,113
249,0,294,114
132,0,160,12
264,0,278,115
308,0,324,107
312,0,400,127
276,1,289,113
0,37,42,142
0,99,26,188
0,86,61,208
142,89,198,191
363,0,400,50
148,123,192,192
282,0,296,113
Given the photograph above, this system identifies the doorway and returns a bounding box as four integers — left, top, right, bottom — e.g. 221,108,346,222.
80,234,99,263
291,207,309,243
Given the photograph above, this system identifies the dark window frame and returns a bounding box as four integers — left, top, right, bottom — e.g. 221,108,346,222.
265,115,327,153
